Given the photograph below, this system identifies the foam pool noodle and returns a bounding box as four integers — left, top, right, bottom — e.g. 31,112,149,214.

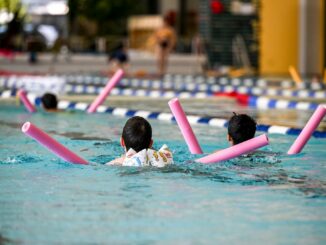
87,69,124,113
168,98,203,154
22,122,88,164
18,89,36,113
287,105,326,155
196,134,269,164
289,66,302,83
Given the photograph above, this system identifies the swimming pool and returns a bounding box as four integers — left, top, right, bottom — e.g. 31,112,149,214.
0,104,325,244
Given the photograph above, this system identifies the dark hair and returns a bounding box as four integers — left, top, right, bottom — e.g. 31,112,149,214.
228,113,256,145
41,93,58,110
122,116,152,152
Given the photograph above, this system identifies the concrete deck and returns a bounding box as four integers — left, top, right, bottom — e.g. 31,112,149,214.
0,51,206,75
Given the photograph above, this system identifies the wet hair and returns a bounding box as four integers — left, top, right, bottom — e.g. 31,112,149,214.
41,93,58,110
122,116,152,152
228,113,256,145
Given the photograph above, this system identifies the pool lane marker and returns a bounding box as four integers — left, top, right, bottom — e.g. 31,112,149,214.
2,77,326,100
18,82,325,109
2,73,325,90
1,90,326,138
2,75,326,97
64,73,304,88
56,102,326,138
164,74,325,90
63,73,326,90
67,83,326,100
2,86,323,112
64,80,326,99
248,96,321,111
22,122,88,164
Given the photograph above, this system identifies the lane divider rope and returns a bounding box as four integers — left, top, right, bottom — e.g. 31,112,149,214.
1,90,325,138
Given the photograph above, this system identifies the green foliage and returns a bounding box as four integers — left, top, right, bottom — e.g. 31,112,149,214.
0,0,25,19
0,0,20,11
68,0,149,36
0,0,25,49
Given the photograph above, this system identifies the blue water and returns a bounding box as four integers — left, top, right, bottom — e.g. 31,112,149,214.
0,104,325,244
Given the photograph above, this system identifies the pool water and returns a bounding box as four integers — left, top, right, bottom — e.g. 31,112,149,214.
0,104,325,244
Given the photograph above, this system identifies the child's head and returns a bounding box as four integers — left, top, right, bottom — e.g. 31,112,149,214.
227,113,256,145
121,116,153,152
41,93,58,110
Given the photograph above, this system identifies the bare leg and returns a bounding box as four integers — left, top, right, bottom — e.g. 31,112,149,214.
157,47,169,76
156,46,162,76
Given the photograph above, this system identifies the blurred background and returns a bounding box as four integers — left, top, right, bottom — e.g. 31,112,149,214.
0,0,324,78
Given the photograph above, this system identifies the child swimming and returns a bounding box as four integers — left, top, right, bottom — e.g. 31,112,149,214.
106,116,173,167
41,93,59,112
227,113,257,145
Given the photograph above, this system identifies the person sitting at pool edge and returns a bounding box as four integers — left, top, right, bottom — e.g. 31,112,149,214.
41,93,59,112
106,116,173,167
227,113,257,145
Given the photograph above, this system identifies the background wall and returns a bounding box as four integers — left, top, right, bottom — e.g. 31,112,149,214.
260,0,325,76
259,0,299,76
300,0,325,76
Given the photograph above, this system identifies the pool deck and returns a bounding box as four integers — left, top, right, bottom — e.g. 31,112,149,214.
0,51,206,75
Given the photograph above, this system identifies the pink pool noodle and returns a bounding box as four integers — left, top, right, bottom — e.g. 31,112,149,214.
196,134,269,164
17,89,36,113
168,98,203,154
87,69,124,113
287,105,326,155
22,122,88,164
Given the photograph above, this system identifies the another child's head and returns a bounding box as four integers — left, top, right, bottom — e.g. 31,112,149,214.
41,93,58,110
227,113,256,145
121,116,153,152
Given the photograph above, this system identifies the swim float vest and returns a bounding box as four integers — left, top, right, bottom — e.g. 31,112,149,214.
122,144,173,167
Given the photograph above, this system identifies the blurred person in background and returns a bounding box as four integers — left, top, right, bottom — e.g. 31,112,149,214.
153,15,176,76
52,36,71,63
108,40,129,73
26,33,39,64
41,93,59,112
